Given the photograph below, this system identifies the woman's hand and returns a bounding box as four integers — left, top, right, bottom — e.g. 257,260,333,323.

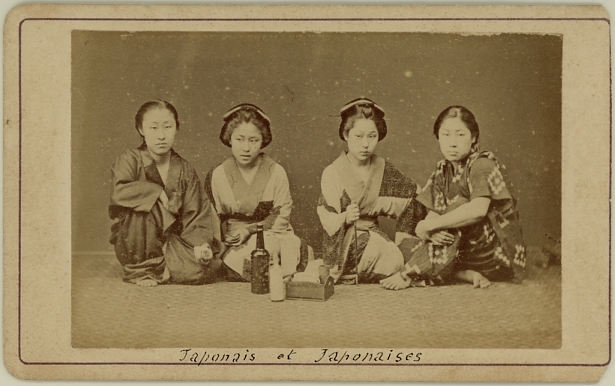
415,220,432,240
224,232,240,246
428,230,455,246
224,228,251,247
417,219,455,245
194,243,213,264
344,203,360,225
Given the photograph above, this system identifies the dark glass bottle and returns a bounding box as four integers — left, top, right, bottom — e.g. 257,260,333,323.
250,224,270,294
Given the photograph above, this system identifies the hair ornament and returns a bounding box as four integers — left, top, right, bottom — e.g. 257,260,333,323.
340,98,385,115
223,103,271,124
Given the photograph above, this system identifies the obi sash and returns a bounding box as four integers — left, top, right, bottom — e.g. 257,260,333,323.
329,152,386,280
221,153,276,218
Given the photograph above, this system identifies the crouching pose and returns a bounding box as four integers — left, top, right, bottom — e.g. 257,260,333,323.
109,100,219,286
317,98,427,283
380,106,526,290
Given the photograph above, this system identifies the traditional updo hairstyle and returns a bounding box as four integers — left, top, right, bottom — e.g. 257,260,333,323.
219,103,272,148
135,99,180,136
338,98,387,142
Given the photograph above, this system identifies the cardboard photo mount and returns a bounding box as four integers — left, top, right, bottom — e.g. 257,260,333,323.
2,3,611,382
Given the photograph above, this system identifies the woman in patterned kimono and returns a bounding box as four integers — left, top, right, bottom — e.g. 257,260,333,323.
205,104,312,281
317,98,428,284
380,106,526,290
109,100,219,287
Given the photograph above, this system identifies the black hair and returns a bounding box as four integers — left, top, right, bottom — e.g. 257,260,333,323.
339,102,387,142
134,100,180,135
219,104,272,148
433,105,479,141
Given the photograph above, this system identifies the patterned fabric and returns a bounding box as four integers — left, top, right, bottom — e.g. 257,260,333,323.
343,231,370,274
218,201,276,225
380,161,428,234
415,151,526,283
317,152,427,282
379,161,417,199
398,234,461,285
398,201,467,284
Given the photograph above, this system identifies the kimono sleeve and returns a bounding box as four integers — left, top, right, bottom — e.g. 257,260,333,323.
415,171,438,212
264,164,293,232
109,151,163,217
380,161,427,236
316,165,347,237
178,166,217,249
468,158,513,201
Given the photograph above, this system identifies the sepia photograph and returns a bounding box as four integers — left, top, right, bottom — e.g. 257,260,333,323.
71,30,562,350
2,3,611,382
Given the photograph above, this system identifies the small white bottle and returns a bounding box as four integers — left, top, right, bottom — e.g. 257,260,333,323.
269,254,285,302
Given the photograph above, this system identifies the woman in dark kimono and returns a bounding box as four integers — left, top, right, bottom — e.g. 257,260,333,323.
109,100,219,286
380,106,526,290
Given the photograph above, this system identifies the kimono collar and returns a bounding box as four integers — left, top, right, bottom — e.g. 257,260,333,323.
138,145,183,212
139,143,177,166
222,153,276,215
440,150,478,172
332,151,385,212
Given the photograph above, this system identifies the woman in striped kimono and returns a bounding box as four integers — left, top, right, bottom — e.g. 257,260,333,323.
317,98,428,284
205,104,312,281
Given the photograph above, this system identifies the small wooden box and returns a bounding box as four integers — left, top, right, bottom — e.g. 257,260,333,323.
285,276,334,301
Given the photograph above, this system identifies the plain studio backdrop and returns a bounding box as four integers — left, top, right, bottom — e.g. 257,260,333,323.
71,31,561,255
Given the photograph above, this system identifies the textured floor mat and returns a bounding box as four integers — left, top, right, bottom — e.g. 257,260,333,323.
72,249,561,349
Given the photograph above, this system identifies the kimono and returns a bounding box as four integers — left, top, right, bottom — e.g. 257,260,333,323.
205,153,312,280
408,150,526,283
317,152,428,283
395,201,464,285
109,145,219,285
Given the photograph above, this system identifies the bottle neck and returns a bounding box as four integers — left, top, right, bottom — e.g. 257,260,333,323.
256,226,265,250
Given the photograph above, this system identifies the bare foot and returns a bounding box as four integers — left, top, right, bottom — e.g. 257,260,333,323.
456,270,491,289
471,271,491,289
136,278,158,287
380,272,411,291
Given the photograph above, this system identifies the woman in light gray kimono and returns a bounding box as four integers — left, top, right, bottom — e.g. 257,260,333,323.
317,98,428,284
205,104,312,281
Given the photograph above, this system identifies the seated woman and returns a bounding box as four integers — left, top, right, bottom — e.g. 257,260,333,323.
205,103,312,281
109,100,219,287
317,98,427,283
380,106,526,290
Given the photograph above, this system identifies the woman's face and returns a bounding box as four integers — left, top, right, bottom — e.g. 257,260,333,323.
344,119,379,163
138,107,177,157
230,122,263,167
437,117,475,163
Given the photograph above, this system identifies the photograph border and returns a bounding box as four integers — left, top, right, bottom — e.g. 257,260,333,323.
3,4,611,382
